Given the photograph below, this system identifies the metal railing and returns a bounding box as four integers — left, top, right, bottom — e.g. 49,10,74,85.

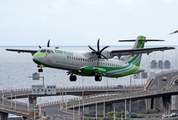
1,71,177,117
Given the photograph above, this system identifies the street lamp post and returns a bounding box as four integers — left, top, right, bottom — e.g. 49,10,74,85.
130,76,132,92
73,104,75,120
125,99,126,120
11,90,12,107
154,53,156,73
79,98,80,115
129,99,131,113
2,90,4,106
121,110,123,120
82,91,84,120
103,100,105,118
112,103,118,120
96,102,97,120
15,93,16,109
175,49,177,70
149,55,150,78
65,90,67,112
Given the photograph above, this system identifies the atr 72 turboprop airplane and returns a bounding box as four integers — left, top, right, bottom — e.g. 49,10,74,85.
6,35,175,82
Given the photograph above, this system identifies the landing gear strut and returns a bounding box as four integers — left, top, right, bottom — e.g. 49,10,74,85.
69,74,77,82
95,75,102,82
37,65,43,72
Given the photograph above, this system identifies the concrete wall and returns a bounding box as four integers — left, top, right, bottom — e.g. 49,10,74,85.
171,95,178,110
153,97,163,110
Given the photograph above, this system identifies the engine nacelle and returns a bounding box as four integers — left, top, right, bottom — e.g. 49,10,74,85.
101,50,114,59
82,50,114,60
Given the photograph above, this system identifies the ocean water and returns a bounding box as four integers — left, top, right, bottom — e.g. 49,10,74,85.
0,46,177,103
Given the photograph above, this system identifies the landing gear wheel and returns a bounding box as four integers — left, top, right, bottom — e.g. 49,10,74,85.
38,69,43,72
95,75,102,81
38,65,43,72
69,75,77,82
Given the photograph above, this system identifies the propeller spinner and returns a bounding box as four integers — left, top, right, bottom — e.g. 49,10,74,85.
88,39,109,66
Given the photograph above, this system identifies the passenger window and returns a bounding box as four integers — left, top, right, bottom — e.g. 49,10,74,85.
47,50,51,53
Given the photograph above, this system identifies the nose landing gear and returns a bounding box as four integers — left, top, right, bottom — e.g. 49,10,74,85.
38,69,43,72
37,65,43,72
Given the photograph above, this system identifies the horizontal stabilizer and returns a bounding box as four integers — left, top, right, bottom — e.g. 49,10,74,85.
119,39,164,42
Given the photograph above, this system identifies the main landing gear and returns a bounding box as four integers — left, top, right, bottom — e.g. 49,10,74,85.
67,72,102,82
69,74,77,82
37,65,43,72
95,75,102,82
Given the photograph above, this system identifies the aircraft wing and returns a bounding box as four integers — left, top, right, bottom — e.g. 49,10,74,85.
111,47,175,57
6,49,38,56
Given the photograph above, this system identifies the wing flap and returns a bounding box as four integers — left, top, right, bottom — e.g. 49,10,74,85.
6,49,37,56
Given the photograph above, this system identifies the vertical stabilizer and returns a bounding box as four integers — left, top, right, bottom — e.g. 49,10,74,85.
121,35,145,66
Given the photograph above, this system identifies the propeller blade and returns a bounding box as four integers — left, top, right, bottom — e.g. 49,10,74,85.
100,46,109,53
97,59,99,67
100,54,108,60
97,38,100,52
89,38,109,62
38,45,41,49
88,45,97,53
47,39,50,47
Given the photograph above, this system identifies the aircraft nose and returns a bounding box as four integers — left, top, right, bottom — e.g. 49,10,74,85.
32,53,42,64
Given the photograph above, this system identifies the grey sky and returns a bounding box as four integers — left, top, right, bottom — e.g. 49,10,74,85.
1,0,178,46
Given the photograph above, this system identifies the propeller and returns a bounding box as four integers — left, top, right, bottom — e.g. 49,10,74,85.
88,38,109,66
47,39,50,47
38,39,51,49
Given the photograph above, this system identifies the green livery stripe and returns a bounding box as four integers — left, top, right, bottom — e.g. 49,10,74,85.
126,55,132,60
126,35,145,61
33,53,49,58
135,60,141,66
128,54,139,64
33,59,137,77
108,65,139,77
128,40,145,64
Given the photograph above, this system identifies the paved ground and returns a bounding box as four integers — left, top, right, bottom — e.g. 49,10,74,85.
147,71,177,91
42,105,80,120
42,72,178,120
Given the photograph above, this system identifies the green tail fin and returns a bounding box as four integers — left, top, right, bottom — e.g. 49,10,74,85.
122,35,146,66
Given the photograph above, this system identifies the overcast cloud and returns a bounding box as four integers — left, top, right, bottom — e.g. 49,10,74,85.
0,0,178,46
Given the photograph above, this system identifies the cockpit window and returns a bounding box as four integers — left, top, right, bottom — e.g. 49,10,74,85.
40,49,46,53
47,50,51,53
50,50,54,53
